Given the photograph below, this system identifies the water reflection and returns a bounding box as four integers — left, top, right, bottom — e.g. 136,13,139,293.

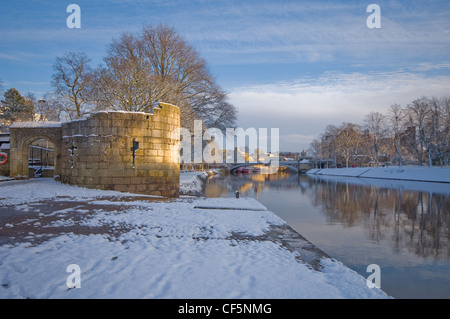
205,170,450,298
306,177,449,260
205,169,300,198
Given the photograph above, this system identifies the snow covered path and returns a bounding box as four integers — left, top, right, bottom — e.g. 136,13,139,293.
179,171,209,196
0,178,390,299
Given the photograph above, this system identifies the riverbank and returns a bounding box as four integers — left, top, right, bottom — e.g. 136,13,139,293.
179,169,223,196
306,166,450,183
179,170,210,196
0,177,390,299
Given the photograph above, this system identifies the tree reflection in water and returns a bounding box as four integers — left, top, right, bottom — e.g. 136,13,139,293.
206,171,449,260
306,177,449,260
205,170,450,298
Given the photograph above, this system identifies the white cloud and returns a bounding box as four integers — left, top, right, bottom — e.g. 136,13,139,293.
230,70,450,151
412,62,450,72
2,0,450,153
0,53,24,62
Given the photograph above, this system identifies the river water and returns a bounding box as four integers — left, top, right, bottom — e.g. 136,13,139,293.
204,169,450,299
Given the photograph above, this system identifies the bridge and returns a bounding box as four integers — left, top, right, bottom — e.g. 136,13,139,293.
228,160,308,173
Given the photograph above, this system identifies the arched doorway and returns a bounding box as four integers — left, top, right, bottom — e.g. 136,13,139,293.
9,125,62,178
28,138,56,177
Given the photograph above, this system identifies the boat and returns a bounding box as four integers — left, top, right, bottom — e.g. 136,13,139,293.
233,166,261,174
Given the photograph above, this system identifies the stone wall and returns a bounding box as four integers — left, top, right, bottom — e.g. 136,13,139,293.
59,103,180,197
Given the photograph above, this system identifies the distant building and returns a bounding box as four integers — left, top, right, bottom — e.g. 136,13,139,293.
279,152,300,160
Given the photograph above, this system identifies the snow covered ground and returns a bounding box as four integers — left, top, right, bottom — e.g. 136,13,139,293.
307,166,450,183
0,176,13,182
179,171,209,196
0,178,390,299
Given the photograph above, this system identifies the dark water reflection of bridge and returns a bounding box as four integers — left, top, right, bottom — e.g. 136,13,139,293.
205,171,450,299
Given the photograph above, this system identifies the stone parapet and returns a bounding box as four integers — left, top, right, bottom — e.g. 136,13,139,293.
8,103,181,197
60,104,181,197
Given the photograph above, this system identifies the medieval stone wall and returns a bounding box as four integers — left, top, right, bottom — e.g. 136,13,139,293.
8,102,181,197
59,103,180,197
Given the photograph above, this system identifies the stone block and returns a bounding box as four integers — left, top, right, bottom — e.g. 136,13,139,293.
136,184,147,192
113,184,130,193
112,177,130,185
112,119,124,128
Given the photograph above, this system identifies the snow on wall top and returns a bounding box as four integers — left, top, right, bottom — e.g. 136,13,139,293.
9,121,62,128
8,104,178,130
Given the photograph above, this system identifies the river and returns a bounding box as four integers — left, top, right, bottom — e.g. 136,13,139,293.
204,168,450,299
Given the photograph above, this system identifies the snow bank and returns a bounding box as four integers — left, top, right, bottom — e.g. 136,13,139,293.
307,166,450,183
307,174,450,194
0,178,160,206
179,171,209,196
0,179,390,299
193,197,268,211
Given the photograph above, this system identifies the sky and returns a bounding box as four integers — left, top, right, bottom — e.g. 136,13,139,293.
1,0,450,151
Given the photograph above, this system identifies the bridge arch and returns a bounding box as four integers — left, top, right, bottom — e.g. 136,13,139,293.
229,161,299,173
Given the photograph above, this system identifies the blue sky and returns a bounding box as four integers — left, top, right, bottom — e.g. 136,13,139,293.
1,0,450,151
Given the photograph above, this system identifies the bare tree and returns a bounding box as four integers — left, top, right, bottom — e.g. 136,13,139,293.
93,33,160,113
33,92,73,122
407,97,432,166
363,111,387,167
441,97,450,166
93,24,237,130
335,123,365,168
308,138,323,168
322,124,340,168
52,52,94,119
311,95,449,168
429,97,450,166
387,104,406,166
